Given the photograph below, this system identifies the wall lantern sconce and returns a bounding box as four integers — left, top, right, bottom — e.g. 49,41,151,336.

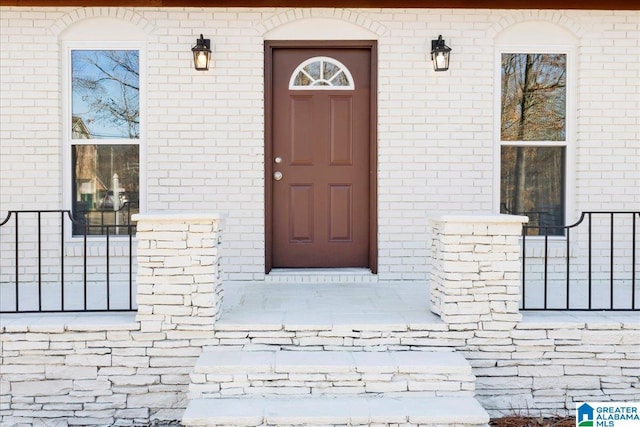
192,34,211,71
431,35,452,72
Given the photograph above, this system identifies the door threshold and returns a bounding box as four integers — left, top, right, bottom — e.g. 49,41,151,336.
269,268,373,276
265,268,377,283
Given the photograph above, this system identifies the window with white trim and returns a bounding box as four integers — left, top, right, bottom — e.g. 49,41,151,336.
67,47,142,235
499,52,567,235
289,56,355,90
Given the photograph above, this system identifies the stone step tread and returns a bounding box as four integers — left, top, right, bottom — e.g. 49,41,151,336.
195,350,472,374
182,396,490,426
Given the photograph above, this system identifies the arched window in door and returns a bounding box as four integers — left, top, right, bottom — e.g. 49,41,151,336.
289,56,355,90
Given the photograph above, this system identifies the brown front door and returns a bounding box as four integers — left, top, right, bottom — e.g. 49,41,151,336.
265,41,377,271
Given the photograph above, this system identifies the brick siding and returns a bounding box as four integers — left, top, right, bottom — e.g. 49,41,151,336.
1,7,638,281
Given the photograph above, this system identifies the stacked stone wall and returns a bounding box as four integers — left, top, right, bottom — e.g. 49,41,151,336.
469,318,640,416
0,318,190,426
1,214,638,425
2,314,638,424
429,215,640,416
0,214,224,426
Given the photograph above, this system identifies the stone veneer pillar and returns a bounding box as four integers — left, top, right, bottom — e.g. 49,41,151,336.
132,213,225,333
430,215,528,331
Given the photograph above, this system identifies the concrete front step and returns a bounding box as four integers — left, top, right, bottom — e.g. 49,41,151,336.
212,282,458,351
182,396,490,427
189,350,476,399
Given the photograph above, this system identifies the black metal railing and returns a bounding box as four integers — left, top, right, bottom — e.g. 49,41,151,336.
73,201,138,236
521,211,639,311
0,210,137,313
500,203,564,236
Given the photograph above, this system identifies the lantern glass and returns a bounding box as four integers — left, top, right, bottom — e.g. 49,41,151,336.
193,50,210,70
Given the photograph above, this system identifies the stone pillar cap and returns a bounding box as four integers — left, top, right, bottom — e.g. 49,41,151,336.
430,214,529,224
132,212,227,222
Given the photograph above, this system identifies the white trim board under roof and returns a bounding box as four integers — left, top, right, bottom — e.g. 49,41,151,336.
1,0,638,9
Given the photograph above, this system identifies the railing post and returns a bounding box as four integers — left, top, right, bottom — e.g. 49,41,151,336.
430,214,528,330
14,211,19,312
132,213,226,333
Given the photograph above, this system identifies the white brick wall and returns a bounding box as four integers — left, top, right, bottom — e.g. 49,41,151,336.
1,7,638,282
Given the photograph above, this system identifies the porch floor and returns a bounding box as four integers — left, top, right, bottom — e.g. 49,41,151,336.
219,280,443,329
2,280,635,332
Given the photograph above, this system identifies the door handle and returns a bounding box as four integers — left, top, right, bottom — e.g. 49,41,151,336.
273,171,283,181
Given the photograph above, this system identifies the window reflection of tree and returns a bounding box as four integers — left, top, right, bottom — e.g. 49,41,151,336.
70,49,140,235
72,50,140,140
500,53,567,236
501,53,566,141
291,57,354,89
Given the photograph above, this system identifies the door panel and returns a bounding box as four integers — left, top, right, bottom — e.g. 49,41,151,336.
267,44,374,269
330,97,353,165
289,184,314,243
329,184,352,242
290,97,314,165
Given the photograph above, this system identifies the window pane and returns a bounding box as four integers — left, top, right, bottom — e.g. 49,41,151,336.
501,53,566,141
72,50,140,139
303,61,321,80
330,71,349,87
72,144,139,235
323,61,340,80
290,57,354,90
294,72,312,86
500,146,565,235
